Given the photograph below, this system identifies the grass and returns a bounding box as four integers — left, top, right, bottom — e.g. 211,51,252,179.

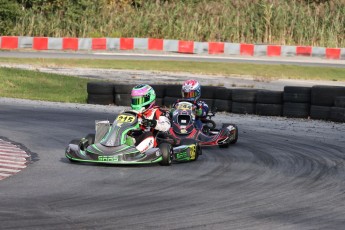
1,57,345,82
10,0,345,47
0,57,344,103
0,67,89,103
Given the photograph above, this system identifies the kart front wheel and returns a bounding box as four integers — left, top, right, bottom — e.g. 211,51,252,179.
191,143,202,161
67,139,81,162
159,143,173,166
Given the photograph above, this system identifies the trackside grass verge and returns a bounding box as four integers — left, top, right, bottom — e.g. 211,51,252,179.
0,67,89,103
0,57,345,82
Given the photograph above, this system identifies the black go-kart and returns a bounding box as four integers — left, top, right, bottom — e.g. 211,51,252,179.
168,101,238,148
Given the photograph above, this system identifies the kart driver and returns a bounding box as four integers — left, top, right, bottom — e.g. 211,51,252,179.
127,84,171,153
173,79,209,130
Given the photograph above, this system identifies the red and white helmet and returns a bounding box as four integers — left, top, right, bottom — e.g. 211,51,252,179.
181,79,201,101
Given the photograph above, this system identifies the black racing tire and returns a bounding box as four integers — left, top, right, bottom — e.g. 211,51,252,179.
334,96,345,108
330,107,345,123
214,87,232,100
114,84,135,94
311,85,345,106
87,82,114,95
213,99,232,112
165,85,181,97
232,102,256,114
221,123,238,145
155,98,163,106
232,89,259,103
255,103,282,116
229,124,239,144
310,106,331,120
67,139,81,162
114,93,131,106
283,102,310,118
87,94,114,105
283,86,311,103
159,143,173,166
256,90,283,104
163,96,176,108
202,86,216,99
151,84,166,98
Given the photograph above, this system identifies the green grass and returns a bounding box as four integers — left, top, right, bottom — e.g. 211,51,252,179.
0,67,89,103
1,57,344,103
1,57,345,82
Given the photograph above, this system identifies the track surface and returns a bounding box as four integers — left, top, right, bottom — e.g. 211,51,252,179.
1,100,345,230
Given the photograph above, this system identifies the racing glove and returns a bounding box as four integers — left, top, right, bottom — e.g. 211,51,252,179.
196,108,203,116
141,118,157,128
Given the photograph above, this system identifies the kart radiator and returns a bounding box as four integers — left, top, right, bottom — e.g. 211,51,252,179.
95,120,110,143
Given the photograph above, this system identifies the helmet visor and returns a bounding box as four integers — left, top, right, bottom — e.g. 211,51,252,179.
131,95,151,106
131,97,145,106
183,91,197,99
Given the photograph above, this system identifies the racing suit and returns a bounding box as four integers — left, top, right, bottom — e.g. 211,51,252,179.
131,106,171,153
172,99,209,130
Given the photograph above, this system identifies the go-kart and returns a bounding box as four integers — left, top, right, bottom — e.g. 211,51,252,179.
169,101,238,148
65,110,201,166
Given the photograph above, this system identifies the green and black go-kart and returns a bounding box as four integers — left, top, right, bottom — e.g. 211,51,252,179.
65,110,201,166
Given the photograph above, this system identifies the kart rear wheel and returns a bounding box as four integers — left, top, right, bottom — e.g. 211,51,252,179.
219,124,238,147
159,143,173,166
229,124,238,144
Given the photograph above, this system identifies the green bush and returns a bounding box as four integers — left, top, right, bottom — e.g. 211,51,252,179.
3,0,345,47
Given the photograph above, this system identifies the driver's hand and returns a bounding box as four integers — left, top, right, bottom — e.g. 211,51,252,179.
141,118,157,128
196,108,203,116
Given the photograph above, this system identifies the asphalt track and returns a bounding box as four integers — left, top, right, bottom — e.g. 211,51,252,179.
1,99,345,230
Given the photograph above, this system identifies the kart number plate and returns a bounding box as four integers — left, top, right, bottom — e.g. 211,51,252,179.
177,103,192,111
116,115,135,124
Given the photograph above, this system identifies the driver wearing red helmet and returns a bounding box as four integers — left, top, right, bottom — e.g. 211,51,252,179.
173,79,209,130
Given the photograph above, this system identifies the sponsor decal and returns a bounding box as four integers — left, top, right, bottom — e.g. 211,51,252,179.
98,155,119,162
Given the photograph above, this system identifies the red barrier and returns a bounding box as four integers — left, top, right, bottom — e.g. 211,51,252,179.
120,38,134,50
267,45,281,56
178,41,194,53
63,38,78,50
33,37,48,50
296,46,312,56
240,43,254,56
148,38,163,51
92,38,106,50
208,42,224,54
1,36,18,49
326,48,341,59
